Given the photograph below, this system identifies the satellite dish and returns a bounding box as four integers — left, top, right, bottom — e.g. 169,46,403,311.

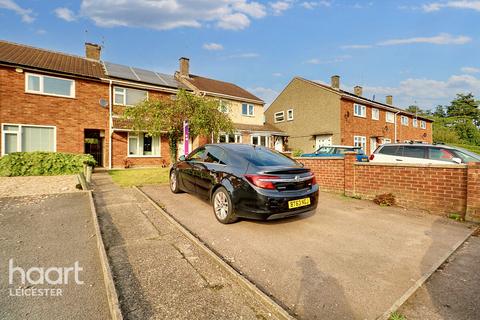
99,98,108,108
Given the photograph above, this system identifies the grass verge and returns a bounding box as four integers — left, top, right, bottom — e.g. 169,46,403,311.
109,167,170,187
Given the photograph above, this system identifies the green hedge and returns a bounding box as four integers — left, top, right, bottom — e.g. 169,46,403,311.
0,152,96,177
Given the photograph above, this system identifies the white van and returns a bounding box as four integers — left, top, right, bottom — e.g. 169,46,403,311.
369,143,480,164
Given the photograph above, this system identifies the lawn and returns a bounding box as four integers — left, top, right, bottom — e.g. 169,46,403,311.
109,167,170,187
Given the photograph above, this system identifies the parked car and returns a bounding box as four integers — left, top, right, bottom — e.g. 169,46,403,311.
170,144,319,224
301,145,369,162
369,143,480,164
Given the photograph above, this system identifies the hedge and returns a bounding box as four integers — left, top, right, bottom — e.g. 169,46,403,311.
0,152,96,177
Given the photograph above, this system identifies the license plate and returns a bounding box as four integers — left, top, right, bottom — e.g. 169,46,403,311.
288,197,311,209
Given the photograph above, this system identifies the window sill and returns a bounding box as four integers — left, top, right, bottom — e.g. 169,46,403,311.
353,114,366,118
25,91,75,99
242,114,255,117
127,155,162,158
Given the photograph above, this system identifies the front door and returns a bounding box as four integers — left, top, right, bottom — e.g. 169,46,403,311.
274,136,283,152
84,129,103,167
315,135,332,149
370,137,377,155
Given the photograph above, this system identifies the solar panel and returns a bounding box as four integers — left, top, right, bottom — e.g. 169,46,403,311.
104,61,184,89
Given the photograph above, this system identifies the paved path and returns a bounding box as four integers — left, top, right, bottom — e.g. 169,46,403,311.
92,172,277,320
399,235,480,320
141,184,475,320
0,192,110,320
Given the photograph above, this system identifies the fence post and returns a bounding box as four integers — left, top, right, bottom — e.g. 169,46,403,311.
344,152,356,197
465,162,480,222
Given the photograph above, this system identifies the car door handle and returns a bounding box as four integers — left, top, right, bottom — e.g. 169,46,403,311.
395,159,403,161
211,169,216,174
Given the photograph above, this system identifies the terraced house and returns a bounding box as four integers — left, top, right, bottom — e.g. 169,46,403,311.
0,40,272,168
265,76,433,155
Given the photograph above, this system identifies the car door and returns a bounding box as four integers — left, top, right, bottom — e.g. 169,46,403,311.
398,146,427,163
195,146,229,199
372,145,400,162
428,147,461,164
179,147,206,193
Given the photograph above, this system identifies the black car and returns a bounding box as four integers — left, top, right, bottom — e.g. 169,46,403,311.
169,144,319,224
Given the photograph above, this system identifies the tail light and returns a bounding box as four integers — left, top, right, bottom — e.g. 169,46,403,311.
369,154,375,161
311,173,317,186
245,174,280,190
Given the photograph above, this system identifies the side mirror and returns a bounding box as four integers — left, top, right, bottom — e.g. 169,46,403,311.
179,155,186,161
452,157,462,164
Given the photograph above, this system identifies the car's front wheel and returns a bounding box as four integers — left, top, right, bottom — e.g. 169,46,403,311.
170,170,181,193
212,187,238,224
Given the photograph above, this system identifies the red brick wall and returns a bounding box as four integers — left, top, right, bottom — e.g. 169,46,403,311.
340,99,433,155
0,66,110,165
296,155,479,220
111,131,171,168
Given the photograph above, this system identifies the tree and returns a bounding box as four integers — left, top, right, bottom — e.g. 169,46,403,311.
446,93,480,123
123,89,234,162
405,105,424,115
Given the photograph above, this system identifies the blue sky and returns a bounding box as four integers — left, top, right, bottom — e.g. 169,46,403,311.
1,0,479,109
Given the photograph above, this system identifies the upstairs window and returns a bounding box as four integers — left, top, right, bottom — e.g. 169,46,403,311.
401,116,409,126
114,87,148,106
219,100,229,113
26,73,75,98
353,104,366,117
372,108,379,120
413,118,418,127
421,120,427,129
287,109,294,121
274,111,285,123
386,112,394,123
242,103,254,116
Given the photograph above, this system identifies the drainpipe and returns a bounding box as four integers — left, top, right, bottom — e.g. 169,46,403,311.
394,111,401,143
108,80,113,169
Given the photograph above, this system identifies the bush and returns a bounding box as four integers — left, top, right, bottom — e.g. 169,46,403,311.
292,149,304,157
0,152,96,177
373,193,396,207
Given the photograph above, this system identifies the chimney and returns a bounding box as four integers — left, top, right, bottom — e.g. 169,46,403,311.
179,57,190,78
386,95,393,105
354,86,363,96
331,75,340,89
85,43,101,61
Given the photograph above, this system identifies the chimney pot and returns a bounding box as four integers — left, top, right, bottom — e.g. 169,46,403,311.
331,75,340,89
85,42,101,61
386,95,393,105
179,57,190,78
354,86,363,96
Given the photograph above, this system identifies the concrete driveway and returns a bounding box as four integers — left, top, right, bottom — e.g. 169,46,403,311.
141,185,473,320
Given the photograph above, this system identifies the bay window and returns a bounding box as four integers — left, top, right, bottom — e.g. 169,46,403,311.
128,132,160,157
2,124,55,155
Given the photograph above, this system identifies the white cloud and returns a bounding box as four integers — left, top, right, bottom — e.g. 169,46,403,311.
0,0,34,23
361,74,480,109
248,87,279,106
272,72,283,77
270,1,293,15
301,1,332,9
423,1,480,12
306,55,351,64
203,42,224,50
341,44,373,49
35,29,47,35
461,66,480,73
79,0,267,31
378,33,471,46
228,52,259,58
55,7,77,22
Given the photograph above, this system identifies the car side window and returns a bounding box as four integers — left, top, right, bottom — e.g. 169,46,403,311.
187,148,206,161
403,146,426,158
204,146,228,165
379,146,398,155
429,148,455,161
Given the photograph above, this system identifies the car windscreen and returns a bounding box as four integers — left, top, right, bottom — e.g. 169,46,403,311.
378,146,399,155
316,146,335,154
452,150,480,163
244,147,298,167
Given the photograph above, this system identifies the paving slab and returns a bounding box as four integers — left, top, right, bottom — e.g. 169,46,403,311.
92,172,279,320
141,184,475,320
0,192,110,320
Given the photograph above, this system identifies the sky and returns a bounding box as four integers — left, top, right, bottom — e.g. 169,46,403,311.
1,0,479,109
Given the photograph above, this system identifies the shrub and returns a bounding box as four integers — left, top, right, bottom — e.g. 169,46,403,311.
292,149,303,157
373,193,396,207
0,152,96,177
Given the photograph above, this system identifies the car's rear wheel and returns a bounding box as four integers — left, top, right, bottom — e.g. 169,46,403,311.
212,187,237,224
170,170,181,193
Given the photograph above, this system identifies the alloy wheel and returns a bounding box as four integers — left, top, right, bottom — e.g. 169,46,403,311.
170,171,177,191
214,191,229,220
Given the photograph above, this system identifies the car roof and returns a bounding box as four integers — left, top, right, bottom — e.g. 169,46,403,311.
317,145,359,148
379,143,455,149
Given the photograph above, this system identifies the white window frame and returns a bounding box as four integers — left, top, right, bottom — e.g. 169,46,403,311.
25,73,75,98
412,118,418,128
218,133,242,144
242,103,254,116
401,115,409,126
274,111,285,123
251,134,270,147
219,100,229,113
127,132,161,157
353,103,366,118
114,86,149,106
1,123,57,156
382,138,392,144
420,120,427,129
287,109,294,121
353,135,367,152
371,108,379,120
386,112,395,123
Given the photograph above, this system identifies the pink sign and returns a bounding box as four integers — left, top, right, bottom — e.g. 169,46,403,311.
183,120,189,156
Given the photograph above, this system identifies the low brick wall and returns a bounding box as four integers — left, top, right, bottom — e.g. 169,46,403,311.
296,154,480,221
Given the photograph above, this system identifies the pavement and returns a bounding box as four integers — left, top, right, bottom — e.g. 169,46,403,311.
0,192,110,320
141,184,475,320
91,172,279,320
398,235,480,320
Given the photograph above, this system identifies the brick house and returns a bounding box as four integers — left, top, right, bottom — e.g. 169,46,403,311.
174,58,285,152
265,76,434,155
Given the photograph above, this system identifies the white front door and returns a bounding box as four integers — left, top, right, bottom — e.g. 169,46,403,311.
370,137,377,155
274,136,283,152
315,135,332,149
